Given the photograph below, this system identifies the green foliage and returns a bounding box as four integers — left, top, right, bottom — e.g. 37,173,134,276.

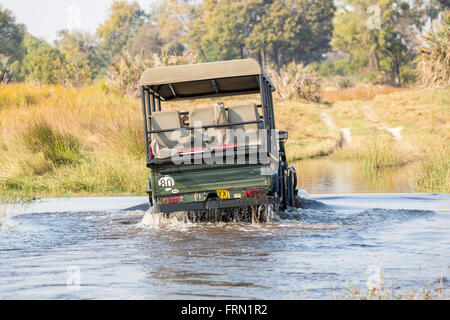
0,5,25,63
188,0,335,68
56,30,107,79
21,33,92,86
97,0,146,61
331,0,431,86
318,60,351,77
24,122,84,166
0,5,26,82
1,0,445,88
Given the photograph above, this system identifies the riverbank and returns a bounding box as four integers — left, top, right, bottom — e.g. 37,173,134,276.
0,84,448,199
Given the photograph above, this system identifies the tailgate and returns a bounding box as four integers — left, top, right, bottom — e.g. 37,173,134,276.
151,164,273,197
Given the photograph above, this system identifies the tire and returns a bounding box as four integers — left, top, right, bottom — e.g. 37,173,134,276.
287,169,295,208
288,166,298,191
278,161,287,211
148,193,154,207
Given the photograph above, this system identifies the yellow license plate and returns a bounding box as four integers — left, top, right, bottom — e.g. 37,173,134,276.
217,190,230,199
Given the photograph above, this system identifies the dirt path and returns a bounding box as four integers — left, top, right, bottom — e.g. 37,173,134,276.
362,105,403,141
320,110,352,147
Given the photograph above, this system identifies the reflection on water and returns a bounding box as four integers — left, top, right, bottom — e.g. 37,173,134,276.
0,194,448,300
293,158,420,193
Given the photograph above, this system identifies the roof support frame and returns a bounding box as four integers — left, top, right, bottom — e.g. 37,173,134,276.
211,79,220,93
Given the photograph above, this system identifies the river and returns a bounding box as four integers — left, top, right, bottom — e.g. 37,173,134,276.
0,160,448,299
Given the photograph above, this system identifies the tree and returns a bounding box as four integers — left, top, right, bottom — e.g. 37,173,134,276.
22,33,91,86
187,0,335,69
332,0,429,86
151,0,192,55
128,23,165,56
97,0,146,61
56,30,107,79
0,5,25,62
0,5,26,81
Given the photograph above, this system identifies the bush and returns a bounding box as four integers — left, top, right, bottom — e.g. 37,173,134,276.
417,10,450,88
268,63,321,102
24,122,84,166
337,77,354,89
106,51,197,97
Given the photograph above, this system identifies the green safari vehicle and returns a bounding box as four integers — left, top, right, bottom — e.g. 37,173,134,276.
139,59,298,221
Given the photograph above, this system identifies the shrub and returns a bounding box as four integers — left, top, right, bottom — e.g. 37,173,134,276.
337,77,354,89
106,51,197,97
24,122,84,166
268,63,321,102
417,10,450,88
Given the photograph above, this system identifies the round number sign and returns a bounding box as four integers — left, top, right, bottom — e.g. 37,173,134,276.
158,176,175,188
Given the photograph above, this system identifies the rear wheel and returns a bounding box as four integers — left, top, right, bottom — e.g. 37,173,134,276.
286,169,295,208
277,158,297,210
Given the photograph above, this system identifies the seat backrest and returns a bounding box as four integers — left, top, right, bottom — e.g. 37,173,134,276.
150,111,183,149
189,107,215,127
228,103,261,146
190,106,229,145
228,103,260,132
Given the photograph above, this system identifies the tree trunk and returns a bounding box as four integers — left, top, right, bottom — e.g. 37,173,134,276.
392,57,401,87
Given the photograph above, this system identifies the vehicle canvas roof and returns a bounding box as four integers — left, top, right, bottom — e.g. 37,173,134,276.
140,58,275,101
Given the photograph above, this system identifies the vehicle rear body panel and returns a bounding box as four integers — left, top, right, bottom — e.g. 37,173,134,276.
151,163,274,200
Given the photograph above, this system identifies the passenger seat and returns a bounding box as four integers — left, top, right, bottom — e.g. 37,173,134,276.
189,105,228,145
227,103,261,146
150,111,186,158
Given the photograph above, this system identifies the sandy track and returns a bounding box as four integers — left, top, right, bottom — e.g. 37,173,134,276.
362,105,403,141
320,110,352,147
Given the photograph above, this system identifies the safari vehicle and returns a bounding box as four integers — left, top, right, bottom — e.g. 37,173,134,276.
139,59,298,221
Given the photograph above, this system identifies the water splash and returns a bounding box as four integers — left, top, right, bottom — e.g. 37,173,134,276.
139,204,281,227
138,193,331,227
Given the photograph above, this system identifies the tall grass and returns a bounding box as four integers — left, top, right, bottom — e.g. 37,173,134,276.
24,122,84,166
416,152,450,193
0,83,147,199
362,139,404,171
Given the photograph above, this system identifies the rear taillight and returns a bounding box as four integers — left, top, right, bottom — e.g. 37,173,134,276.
149,144,154,159
162,196,184,205
245,188,265,197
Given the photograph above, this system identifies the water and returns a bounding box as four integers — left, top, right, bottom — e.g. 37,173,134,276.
293,158,420,193
1,193,449,300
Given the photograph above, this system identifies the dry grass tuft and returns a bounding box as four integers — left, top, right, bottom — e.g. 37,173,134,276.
417,10,450,88
106,51,197,97
268,63,321,103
